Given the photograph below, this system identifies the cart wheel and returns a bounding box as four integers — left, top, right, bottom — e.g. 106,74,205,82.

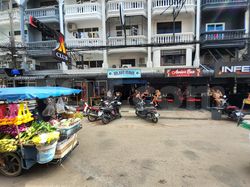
0,153,22,177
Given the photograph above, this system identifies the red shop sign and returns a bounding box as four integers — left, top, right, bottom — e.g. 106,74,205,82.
165,68,202,77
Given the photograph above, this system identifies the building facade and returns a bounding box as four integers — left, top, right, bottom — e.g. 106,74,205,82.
0,0,249,105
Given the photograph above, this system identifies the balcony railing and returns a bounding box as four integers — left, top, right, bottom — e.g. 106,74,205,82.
108,35,147,46
152,0,195,8
152,33,194,44
25,6,59,21
65,3,101,17
66,38,103,48
107,0,146,11
0,9,19,24
27,40,57,49
201,29,245,41
107,0,147,17
202,0,247,6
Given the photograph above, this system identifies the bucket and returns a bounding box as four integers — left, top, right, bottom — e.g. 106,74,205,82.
36,141,57,164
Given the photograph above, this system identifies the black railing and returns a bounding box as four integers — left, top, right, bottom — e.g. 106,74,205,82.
202,0,247,5
201,29,245,41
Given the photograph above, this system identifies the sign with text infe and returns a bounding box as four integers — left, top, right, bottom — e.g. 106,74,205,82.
107,69,141,79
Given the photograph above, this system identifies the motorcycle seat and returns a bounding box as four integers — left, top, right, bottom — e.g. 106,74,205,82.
90,106,100,111
226,106,238,110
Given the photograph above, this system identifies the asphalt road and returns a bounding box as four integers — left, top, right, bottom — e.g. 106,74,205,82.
1,116,250,187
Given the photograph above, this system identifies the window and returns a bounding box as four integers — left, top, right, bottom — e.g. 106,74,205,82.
161,50,186,66
40,1,58,7
116,25,138,37
157,22,181,34
9,30,27,36
206,23,225,40
73,28,99,39
76,61,103,68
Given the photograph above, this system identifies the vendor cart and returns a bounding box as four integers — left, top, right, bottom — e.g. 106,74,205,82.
237,97,250,129
0,87,82,177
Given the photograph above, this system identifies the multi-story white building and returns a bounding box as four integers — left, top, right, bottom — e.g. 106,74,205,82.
2,0,200,70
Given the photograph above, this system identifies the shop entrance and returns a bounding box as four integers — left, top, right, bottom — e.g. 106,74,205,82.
110,79,147,102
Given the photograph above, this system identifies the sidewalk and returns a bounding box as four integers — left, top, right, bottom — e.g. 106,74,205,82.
120,106,211,120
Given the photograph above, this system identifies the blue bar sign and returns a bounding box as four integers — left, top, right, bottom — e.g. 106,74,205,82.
107,69,141,79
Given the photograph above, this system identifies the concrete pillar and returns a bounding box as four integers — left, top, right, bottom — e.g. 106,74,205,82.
245,9,249,34
147,0,153,67
59,0,64,35
186,48,192,66
102,0,108,68
194,0,201,67
58,0,68,70
153,49,161,67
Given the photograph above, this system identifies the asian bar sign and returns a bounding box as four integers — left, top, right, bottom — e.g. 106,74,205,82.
165,68,202,77
107,69,141,79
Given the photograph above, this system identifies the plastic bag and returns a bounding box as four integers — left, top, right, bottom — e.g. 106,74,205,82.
56,97,65,114
65,105,76,112
42,102,56,117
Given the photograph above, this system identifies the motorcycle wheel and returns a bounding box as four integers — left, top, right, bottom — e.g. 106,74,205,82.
135,111,140,116
151,114,158,123
102,115,110,125
87,114,97,122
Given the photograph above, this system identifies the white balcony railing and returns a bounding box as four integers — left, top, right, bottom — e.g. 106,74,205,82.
108,35,147,46
152,33,194,44
25,6,59,20
65,3,101,16
27,40,57,49
0,8,19,23
66,38,103,48
152,0,195,7
107,0,146,11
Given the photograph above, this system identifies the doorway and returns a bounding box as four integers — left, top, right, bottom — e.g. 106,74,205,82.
121,59,135,67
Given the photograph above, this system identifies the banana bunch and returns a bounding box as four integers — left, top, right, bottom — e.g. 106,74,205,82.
0,136,17,152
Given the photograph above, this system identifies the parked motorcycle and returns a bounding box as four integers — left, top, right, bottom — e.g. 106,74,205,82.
86,100,109,122
221,96,244,121
135,99,159,123
101,97,122,124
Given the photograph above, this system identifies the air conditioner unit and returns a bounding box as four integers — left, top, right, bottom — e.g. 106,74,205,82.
122,64,132,68
67,23,77,32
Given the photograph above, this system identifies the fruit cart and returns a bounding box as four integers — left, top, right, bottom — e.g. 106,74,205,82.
0,87,82,177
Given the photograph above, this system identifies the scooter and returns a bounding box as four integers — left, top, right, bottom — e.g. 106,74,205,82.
221,96,244,121
101,97,122,124
135,99,159,123
86,100,109,122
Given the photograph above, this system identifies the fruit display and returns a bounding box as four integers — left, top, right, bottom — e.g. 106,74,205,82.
18,121,57,145
0,135,17,153
32,131,60,146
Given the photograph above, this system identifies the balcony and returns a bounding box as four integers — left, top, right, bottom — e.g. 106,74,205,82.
152,32,194,44
107,0,147,18
152,0,195,16
25,6,59,23
0,9,20,25
65,3,102,22
66,38,103,48
201,0,248,11
201,29,246,48
27,40,57,56
108,35,147,53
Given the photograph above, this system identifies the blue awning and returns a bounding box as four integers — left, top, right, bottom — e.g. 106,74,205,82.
0,87,81,102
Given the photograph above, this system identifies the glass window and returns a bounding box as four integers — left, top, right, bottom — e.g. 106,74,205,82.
157,22,182,34
161,50,186,66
